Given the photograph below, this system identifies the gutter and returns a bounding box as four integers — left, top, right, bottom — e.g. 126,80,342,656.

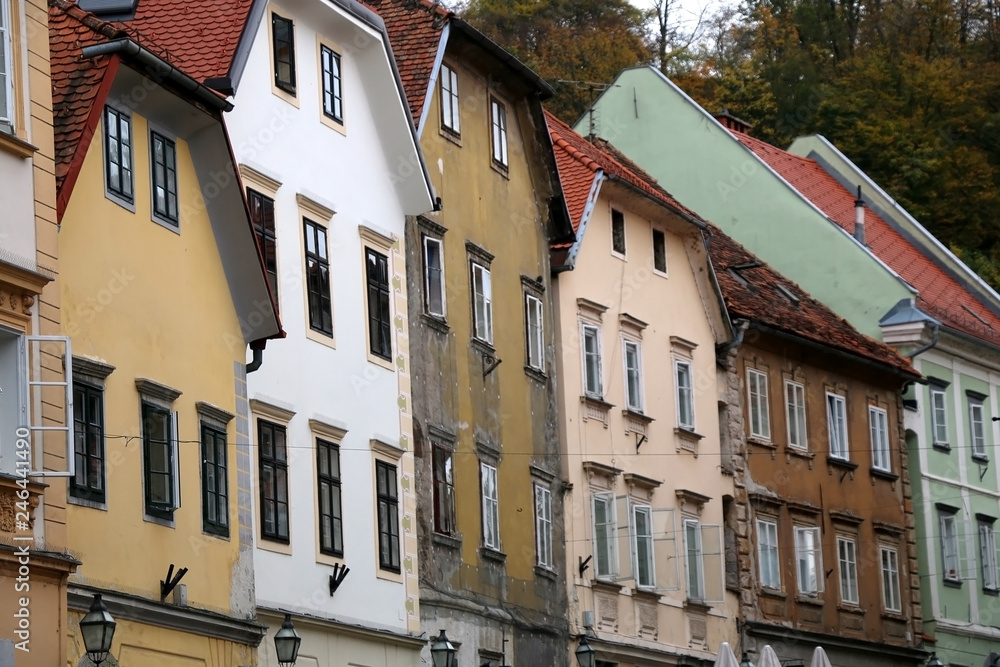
604,173,707,231
450,19,554,99
81,39,234,112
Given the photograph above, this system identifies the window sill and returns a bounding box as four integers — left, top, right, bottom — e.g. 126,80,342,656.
479,547,507,564
748,436,776,449
583,395,615,410
759,587,786,599
534,565,558,581
943,578,963,589
421,313,450,334
633,587,662,601
624,409,654,425
870,468,899,482
471,337,496,356
591,578,626,593
675,427,704,441
827,456,858,471
202,527,231,541
973,454,990,465
796,594,824,606
984,587,1000,597
151,215,181,235
683,598,712,612
440,126,462,147
490,159,510,180
933,442,951,453
67,494,107,511
881,610,906,621
143,512,175,528
787,446,813,458
432,532,462,550
0,131,37,159
524,365,548,384
837,603,864,614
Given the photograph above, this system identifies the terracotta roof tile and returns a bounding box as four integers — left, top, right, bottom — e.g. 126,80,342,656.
367,0,450,124
733,130,1000,349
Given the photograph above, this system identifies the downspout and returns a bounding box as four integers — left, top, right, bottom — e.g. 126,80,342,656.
80,39,234,112
906,321,940,360
717,318,749,356
247,347,264,373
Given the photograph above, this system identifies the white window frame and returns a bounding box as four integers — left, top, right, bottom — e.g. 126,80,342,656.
675,359,695,430
826,392,848,460
471,262,493,345
592,492,617,579
747,369,771,440
794,525,823,594
757,518,780,590
582,324,603,399
440,63,460,134
930,386,949,446
837,536,859,605
684,518,705,600
880,546,902,612
525,294,544,371
490,97,508,168
632,503,655,589
941,511,960,582
623,339,643,412
970,398,987,459
785,380,807,449
870,406,891,472
480,462,500,550
423,235,446,318
0,0,12,132
979,519,998,591
535,484,553,569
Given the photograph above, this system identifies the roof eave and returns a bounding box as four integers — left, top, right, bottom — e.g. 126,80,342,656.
450,18,554,99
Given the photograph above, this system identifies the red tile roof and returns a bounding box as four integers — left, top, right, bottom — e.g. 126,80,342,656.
733,129,1000,349
49,0,253,217
545,112,917,376
367,0,451,125
708,223,919,377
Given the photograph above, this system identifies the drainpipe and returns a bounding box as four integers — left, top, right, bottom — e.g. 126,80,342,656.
854,185,866,246
906,321,940,361
247,347,264,373
717,318,750,356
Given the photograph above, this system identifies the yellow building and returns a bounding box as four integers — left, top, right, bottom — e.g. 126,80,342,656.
49,1,281,664
0,0,75,665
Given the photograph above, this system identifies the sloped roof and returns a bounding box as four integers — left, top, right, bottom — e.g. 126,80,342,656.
708,223,919,377
734,129,1000,349
367,0,450,125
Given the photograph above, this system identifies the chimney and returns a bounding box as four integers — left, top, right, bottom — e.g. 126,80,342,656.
854,185,866,246
714,108,752,134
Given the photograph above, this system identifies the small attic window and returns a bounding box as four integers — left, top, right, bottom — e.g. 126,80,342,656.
77,0,140,19
776,284,800,305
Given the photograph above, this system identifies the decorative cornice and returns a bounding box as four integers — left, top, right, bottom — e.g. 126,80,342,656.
249,398,296,424
239,163,282,192
465,240,494,264
529,464,556,484
873,520,906,536
520,274,545,294
582,460,622,480
73,356,116,381
196,401,235,425
577,297,608,317
135,378,182,403
310,418,348,442
359,224,395,250
371,438,404,461
670,335,698,352
786,500,822,516
417,215,448,237
624,472,661,491
296,192,336,221
427,423,456,444
619,312,648,334
675,488,712,508
829,509,865,526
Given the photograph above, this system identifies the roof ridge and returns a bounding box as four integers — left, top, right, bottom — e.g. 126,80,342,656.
368,0,452,22
49,0,125,41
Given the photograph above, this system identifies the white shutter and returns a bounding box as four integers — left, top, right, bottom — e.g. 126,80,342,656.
26,336,74,476
653,508,679,591
701,523,725,603
614,495,633,582
171,410,181,509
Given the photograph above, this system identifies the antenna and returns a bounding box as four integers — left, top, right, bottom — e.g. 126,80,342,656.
556,80,619,140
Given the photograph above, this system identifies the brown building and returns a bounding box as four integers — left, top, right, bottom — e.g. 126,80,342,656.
710,227,929,666
376,2,574,665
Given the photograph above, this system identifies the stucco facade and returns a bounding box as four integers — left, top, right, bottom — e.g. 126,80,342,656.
0,1,73,665
225,0,433,663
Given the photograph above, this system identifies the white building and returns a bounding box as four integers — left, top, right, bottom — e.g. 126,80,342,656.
224,0,435,663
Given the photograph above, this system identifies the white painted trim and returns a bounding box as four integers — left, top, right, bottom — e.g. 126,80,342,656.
415,22,450,139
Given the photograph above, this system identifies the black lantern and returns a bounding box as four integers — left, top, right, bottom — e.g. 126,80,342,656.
575,635,596,667
274,614,302,667
79,593,116,666
740,653,756,667
926,655,944,667
430,629,456,667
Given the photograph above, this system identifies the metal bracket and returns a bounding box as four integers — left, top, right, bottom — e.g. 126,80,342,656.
635,433,647,452
483,354,502,378
160,563,188,600
329,562,350,595
579,555,592,578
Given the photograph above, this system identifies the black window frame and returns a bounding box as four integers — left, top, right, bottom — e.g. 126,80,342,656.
201,423,229,537
70,382,106,503
258,418,290,543
247,188,279,305
271,12,296,94
320,44,343,123
612,209,626,255
376,460,401,572
653,228,666,272
317,438,343,556
104,105,134,202
366,247,392,360
433,446,456,536
150,130,179,225
304,219,333,336
141,403,174,520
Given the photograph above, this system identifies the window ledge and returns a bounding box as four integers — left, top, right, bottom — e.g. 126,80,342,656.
524,365,548,384
624,409,654,425
0,131,37,159
796,594,824,607
421,313,450,334
471,337,496,356
748,437,776,449
432,532,462,550
973,454,991,465
591,578,626,593
683,598,712,612
479,547,506,564
633,587,662,601
837,603,864,614
787,446,813,459
759,587,786,599
881,611,907,621
984,587,1000,597
490,160,510,180
675,427,704,441
870,468,899,482
943,578,963,589
440,126,462,147
827,456,858,471
582,395,615,410
933,442,952,453
534,565,558,581
67,494,107,511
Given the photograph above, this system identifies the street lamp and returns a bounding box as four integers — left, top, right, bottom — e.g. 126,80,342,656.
926,654,944,667
739,653,756,667
430,629,456,667
575,635,596,667
273,614,301,667
79,593,116,666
